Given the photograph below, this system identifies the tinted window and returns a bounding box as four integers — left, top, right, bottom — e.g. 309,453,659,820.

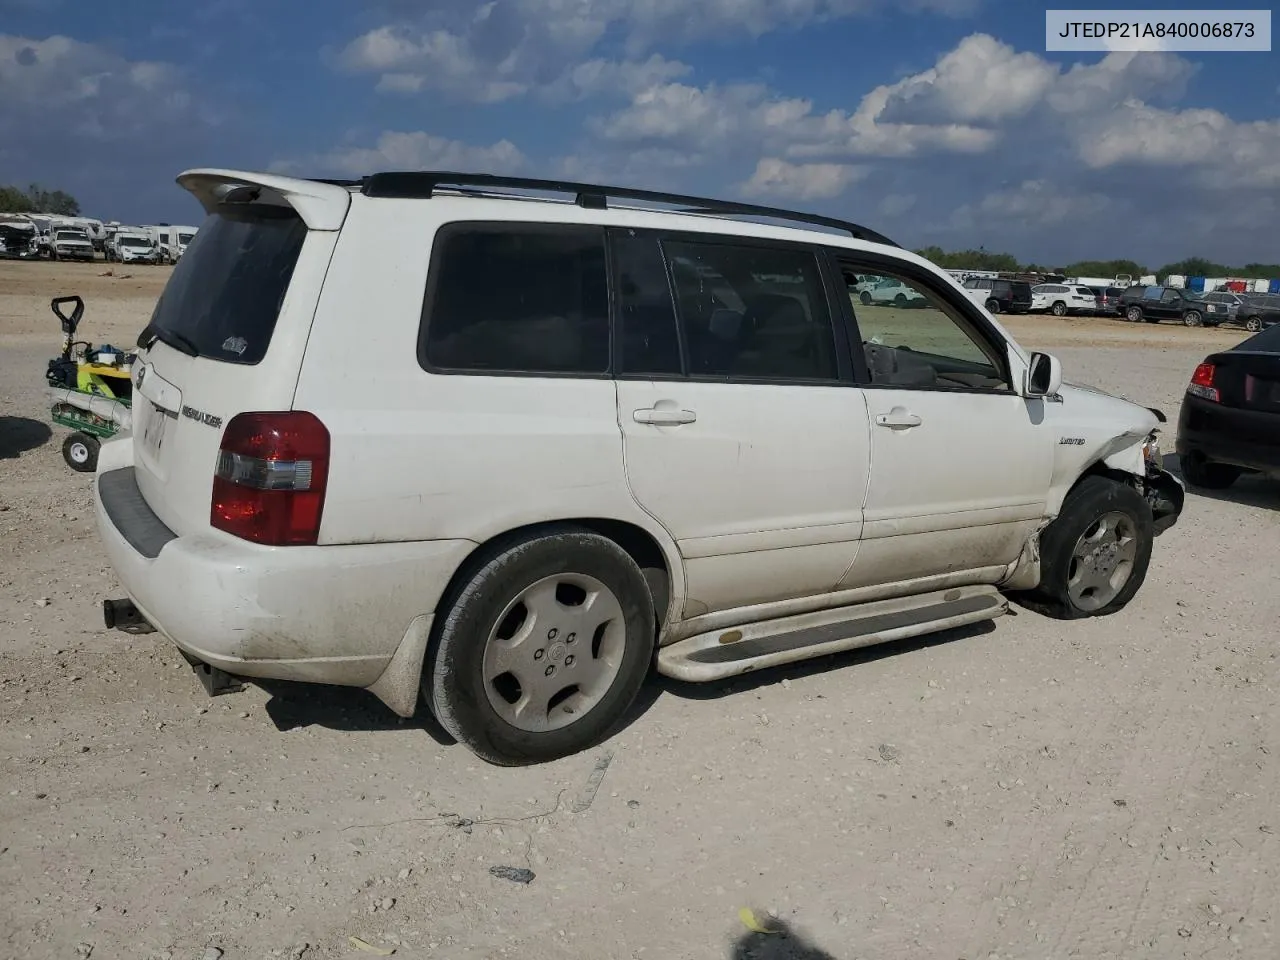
840,263,1007,392
423,224,609,374
1161,288,1180,302
611,231,682,377
143,208,306,365
663,240,837,381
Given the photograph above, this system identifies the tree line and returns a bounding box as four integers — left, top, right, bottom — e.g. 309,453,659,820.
0,183,81,217
914,246,1280,281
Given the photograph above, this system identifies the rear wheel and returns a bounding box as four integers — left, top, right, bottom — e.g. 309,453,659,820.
62,433,99,473
1246,316,1262,333
1180,451,1241,490
1013,475,1152,620
985,298,1001,314
859,290,872,305
1051,301,1067,317
426,528,656,766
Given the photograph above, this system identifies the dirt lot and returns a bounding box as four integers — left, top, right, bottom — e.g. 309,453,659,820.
2,260,1278,960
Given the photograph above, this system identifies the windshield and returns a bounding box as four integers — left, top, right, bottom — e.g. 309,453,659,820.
179,232,195,244
55,231,87,242
120,236,151,247
143,207,306,365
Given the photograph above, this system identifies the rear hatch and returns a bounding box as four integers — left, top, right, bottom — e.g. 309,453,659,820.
1008,281,1033,308
128,170,350,536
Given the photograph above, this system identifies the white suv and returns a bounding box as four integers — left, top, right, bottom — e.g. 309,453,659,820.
94,169,1184,765
1032,283,1096,317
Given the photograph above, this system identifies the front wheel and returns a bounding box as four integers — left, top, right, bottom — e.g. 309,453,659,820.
426,528,656,766
859,291,872,305
1125,306,1143,322
1183,310,1203,327
63,433,99,473
1013,476,1153,620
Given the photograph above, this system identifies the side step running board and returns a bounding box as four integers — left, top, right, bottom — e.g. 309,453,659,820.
657,585,1006,682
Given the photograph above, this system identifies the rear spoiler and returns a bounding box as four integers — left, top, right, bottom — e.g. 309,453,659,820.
175,169,351,232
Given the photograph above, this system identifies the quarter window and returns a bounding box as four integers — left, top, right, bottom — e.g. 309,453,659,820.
661,239,838,381
422,224,609,374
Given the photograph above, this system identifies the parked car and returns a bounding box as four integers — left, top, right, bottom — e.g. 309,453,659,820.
1031,283,1096,317
1237,294,1280,333
1090,286,1125,316
962,277,1034,314
1120,286,1217,327
94,168,1184,765
1176,322,1280,488
1200,291,1245,324
51,228,96,262
859,276,926,306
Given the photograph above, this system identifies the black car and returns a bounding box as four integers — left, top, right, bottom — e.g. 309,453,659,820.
1238,294,1280,333
1176,323,1280,489
1120,285,1218,327
962,277,1033,314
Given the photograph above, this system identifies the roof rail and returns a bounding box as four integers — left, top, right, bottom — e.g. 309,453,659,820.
355,171,898,247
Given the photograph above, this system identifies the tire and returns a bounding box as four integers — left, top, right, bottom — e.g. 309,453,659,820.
859,290,872,305
985,298,1001,314
1051,301,1067,317
1183,310,1203,327
1013,475,1153,620
1246,316,1262,333
426,527,656,766
1180,451,1241,490
893,293,907,306
1125,306,1142,323
63,433,99,473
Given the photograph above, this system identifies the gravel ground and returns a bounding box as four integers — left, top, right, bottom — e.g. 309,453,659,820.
2,261,1278,960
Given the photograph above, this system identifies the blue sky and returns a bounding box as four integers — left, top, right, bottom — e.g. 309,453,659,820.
1,0,1277,268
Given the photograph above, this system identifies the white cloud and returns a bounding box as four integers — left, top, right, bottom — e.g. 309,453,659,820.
739,158,866,200
950,180,1110,230
0,34,194,131
275,130,526,178
334,0,983,102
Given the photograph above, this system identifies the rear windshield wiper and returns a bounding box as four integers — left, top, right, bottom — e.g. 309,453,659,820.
137,323,198,357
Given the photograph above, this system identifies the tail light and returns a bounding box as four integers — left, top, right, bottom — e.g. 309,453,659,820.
1187,362,1219,403
211,411,330,545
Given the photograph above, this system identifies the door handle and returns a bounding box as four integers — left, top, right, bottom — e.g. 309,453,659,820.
633,407,697,426
875,408,922,429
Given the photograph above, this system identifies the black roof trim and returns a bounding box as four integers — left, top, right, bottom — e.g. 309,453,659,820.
351,171,897,247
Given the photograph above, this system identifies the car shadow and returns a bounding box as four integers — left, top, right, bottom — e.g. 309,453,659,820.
256,679,456,746
247,619,995,745
730,920,838,959
0,416,52,459
1163,452,1280,511
626,618,996,717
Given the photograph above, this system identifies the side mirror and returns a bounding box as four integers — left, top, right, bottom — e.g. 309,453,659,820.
1025,351,1062,397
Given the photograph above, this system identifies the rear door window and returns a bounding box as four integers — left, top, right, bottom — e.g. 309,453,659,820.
661,238,838,382
142,208,307,365
421,223,609,375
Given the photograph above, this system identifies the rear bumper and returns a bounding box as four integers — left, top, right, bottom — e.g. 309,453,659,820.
1176,396,1280,477
92,438,475,691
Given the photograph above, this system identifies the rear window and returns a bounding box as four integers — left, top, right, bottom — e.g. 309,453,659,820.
143,208,307,365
